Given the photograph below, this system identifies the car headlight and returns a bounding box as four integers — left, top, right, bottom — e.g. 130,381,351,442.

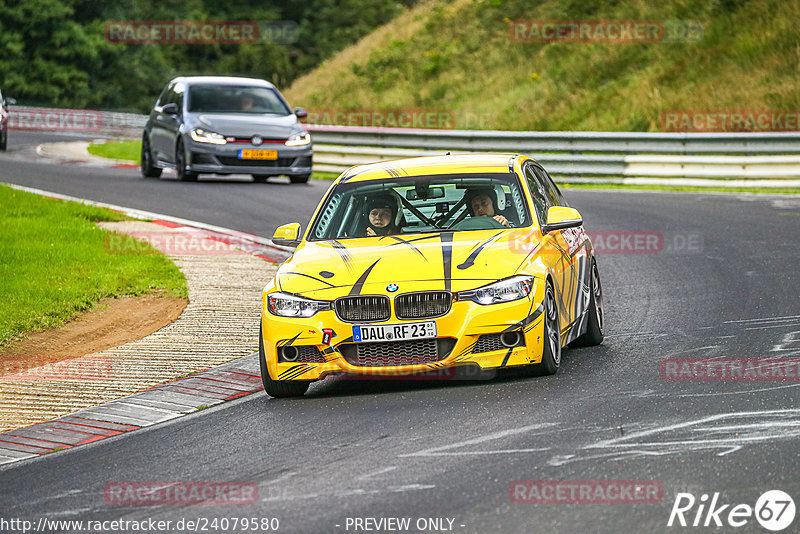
457,276,536,305
285,132,311,146
267,292,331,317
190,128,227,145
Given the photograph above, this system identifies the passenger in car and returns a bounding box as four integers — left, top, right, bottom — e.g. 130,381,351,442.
365,194,402,236
464,188,512,227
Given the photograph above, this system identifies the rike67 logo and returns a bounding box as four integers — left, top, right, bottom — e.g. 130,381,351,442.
668,490,795,531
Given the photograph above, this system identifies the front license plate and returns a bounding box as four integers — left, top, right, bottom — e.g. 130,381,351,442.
238,149,278,160
352,322,436,343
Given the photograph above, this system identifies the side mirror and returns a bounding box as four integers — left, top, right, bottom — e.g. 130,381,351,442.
272,223,302,247
161,103,179,115
542,206,583,234
294,107,307,120
5,98,15,106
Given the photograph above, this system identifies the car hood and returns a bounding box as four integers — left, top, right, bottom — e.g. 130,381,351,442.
192,113,301,138
274,229,544,299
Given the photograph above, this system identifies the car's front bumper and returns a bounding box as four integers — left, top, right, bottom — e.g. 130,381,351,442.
185,138,312,175
260,281,547,382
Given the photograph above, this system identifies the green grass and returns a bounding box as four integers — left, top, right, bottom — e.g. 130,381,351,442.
286,0,799,132
88,140,340,181
0,185,187,348
87,140,141,163
311,171,341,181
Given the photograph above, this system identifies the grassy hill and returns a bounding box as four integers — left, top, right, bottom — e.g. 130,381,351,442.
285,0,800,131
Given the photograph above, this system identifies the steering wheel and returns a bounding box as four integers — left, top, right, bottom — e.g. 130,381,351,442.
450,216,507,230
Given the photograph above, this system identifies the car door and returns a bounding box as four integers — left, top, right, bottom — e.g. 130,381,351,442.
524,162,581,332
162,81,185,162
149,82,174,161
539,166,593,339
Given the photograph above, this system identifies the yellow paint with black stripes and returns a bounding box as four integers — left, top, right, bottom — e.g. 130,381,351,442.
259,154,604,397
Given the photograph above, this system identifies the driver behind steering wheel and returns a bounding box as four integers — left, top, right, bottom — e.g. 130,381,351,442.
464,188,513,227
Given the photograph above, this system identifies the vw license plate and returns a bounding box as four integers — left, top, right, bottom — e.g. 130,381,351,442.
353,322,436,343
238,149,278,160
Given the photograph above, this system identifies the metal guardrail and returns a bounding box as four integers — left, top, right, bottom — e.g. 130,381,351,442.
311,145,628,176
8,107,800,186
306,124,800,155
312,144,800,179
306,125,800,185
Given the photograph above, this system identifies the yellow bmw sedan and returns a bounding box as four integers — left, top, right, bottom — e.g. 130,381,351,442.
259,154,604,397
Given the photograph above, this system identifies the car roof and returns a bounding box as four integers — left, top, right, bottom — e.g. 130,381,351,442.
338,153,530,183
172,76,276,88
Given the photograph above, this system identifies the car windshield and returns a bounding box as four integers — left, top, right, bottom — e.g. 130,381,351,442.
308,173,532,241
187,85,291,115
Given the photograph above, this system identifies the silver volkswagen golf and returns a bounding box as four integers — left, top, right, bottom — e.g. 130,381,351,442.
141,76,312,183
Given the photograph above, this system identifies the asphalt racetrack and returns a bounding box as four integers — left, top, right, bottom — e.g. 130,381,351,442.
1,132,799,533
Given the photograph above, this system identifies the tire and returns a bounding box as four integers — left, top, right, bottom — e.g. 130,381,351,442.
175,140,198,181
252,174,269,183
289,173,310,184
0,130,7,151
140,135,162,178
259,324,310,398
570,259,604,347
528,280,561,376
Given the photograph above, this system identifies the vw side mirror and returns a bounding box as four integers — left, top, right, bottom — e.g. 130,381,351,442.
161,103,179,115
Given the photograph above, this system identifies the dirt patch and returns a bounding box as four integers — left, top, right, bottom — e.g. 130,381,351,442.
0,294,188,376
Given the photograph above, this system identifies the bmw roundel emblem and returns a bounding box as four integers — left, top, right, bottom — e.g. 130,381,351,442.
251,135,263,145
386,283,399,293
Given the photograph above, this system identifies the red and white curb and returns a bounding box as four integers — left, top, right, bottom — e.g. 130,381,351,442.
0,356,262,465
